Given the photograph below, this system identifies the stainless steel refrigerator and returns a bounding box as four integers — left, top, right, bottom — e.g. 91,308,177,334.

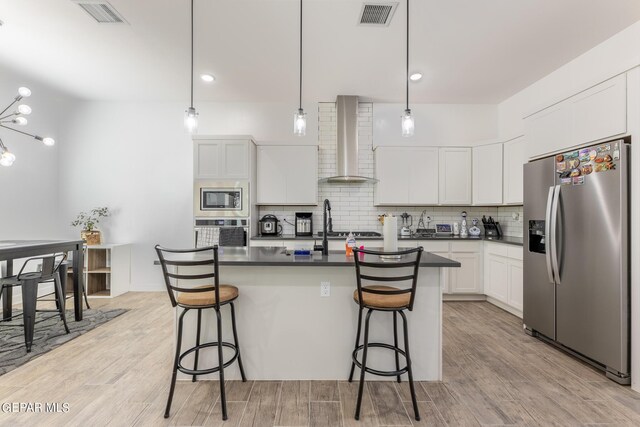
523,138,630,384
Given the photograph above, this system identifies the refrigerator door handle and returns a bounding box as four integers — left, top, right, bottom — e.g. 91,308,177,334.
545,186,555,284
550,185,561,285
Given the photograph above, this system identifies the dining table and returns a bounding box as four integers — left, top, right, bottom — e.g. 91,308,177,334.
0,240,86,321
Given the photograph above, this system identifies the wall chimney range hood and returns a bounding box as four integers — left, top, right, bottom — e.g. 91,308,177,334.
319,96,377,183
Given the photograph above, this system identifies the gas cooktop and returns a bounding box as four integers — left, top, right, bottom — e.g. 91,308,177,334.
317,231,382,238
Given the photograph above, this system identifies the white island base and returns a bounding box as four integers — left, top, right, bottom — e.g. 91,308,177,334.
174,264,444,381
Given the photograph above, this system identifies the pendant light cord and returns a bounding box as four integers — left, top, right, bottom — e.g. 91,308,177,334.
299,0,303,111
190,0,194,109
406,0,409,111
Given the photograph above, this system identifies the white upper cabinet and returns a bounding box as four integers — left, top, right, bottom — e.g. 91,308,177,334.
194,139,250,180
503,137,525,204
375,147,409,205
409,148,439,205
570,74,626,145
525,74,627,160
257,145,318,205
439,148,472,205
472,143,503,205
375,147,438,206
525,103,571,160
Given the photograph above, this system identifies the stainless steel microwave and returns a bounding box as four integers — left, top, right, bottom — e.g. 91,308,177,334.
194,181,250,218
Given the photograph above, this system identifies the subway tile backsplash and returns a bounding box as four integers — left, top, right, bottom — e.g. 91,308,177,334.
258,102,524,238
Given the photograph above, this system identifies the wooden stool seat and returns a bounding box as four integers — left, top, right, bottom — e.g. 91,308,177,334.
177,285,238,307
353,285,410,309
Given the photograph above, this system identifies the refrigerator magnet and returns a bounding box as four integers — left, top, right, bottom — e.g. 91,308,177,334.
557,161,567,172
556,154,564,162
561,177,572,185
566,151,579,159
581,164,593,175
597,144,611,152
569,169,581,177
589,150,597,160
568,159,580,169
579,149,590,162
572,176,585,186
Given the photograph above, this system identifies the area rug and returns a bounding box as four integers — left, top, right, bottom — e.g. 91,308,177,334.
0,308,127,375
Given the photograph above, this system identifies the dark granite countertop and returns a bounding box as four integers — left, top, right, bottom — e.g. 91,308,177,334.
154,247,461,268
251,234,523,247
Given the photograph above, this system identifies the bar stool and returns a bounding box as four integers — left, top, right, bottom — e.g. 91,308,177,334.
348,246,423,421
155,245,247,421
0,253,70,352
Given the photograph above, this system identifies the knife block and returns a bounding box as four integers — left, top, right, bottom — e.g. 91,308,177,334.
483,222,503,238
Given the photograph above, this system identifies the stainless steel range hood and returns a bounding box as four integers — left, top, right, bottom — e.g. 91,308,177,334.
319,96,377,183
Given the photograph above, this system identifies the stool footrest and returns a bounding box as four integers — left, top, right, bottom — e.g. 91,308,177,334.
177,341,239,376
352,342,409,377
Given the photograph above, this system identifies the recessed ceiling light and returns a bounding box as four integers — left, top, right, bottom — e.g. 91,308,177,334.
409,72,423,82
200,74,215,83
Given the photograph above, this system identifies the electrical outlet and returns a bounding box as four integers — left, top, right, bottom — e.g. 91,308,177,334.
320,282,330,297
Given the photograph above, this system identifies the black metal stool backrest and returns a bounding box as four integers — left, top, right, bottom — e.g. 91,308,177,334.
352,246,423,311
155,245,220,308
16,253,67,281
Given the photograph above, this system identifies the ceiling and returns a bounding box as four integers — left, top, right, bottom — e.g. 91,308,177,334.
1,0,639,104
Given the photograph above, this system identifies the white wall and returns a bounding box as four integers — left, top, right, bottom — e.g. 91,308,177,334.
374,103,498,147
498,20,640,140
0,63,74,240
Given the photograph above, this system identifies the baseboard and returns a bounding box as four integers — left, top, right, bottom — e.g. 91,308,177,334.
443,293,487,302
485,296,523,319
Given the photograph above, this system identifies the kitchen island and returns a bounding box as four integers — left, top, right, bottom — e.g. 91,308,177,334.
162,247,460,381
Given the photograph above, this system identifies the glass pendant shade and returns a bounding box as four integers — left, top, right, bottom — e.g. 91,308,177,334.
401,109,415,137
293,109,306,136
0,149,16,167
17,104,32,115
42,137,55,146
184,107,198,134
14,117,27,126
18,87,31,98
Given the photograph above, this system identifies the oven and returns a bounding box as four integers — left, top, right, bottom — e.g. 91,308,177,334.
194,181,249,218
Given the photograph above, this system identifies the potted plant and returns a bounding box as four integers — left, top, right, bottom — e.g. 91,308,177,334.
71,207,110,245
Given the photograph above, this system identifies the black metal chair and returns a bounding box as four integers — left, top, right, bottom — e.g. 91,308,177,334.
348,246,424,421
155,245,246,421
37,260,91,310
0,253,70,352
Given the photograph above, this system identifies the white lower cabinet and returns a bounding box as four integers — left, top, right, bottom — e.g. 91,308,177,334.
485,255,509,301
448,252,481,294
417,241,482,295
507,262,524,312
483,242,523,316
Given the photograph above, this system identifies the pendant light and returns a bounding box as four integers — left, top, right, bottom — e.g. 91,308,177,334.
0,86,55,167
401,0,414,137
184,0,198,134
293,0,306,136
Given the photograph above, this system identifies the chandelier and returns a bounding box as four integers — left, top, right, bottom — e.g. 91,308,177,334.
0,87,55,167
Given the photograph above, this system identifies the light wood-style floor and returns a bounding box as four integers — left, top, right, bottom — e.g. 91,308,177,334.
1,293,639,426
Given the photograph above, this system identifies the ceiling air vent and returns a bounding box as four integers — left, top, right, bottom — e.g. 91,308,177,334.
72,0,127,24
358,2,398,26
